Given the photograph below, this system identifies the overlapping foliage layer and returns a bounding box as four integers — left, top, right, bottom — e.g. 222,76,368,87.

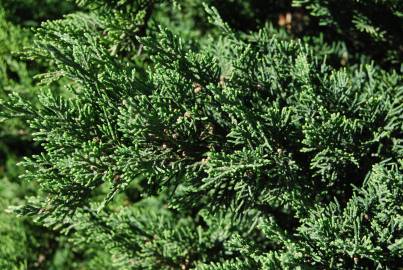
0,0,402,269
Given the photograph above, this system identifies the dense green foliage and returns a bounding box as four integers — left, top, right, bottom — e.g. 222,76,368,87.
293,0,403,66
1,0,402,269
0,1,76,269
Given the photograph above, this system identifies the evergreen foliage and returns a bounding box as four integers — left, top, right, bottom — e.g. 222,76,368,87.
293,0,403,66
0,0,402,269
0,1,78,268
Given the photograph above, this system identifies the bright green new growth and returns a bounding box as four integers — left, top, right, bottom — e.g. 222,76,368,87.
0,0,402,269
